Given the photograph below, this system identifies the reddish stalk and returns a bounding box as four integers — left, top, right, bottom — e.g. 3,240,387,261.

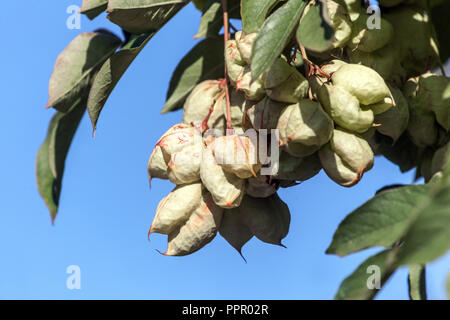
221,0,233,132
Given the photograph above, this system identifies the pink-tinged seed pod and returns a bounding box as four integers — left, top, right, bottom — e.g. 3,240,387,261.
235,66,266,101
235,31,258,64
147,146,169,181
149,183,203,235
213,135,261,179
163,190,223,256
277,100,333,157
225,39,245,86
200,139,246,208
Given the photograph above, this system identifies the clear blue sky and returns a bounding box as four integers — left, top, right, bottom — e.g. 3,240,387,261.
0,1,448,300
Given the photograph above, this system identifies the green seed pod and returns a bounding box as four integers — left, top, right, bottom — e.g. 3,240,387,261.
331,64,392,105
149,183,203,235
225,39,245,86
164,190,223,256
319,128,374,187
384,7,439,77
239,194,290,246
200,139,246,208
431,142,450,176
265,59,309,103
246,176,278,198
236,66,266,101
273,152,322,181
213,135,261,179
315,83,374,133
321,59,348,75
235,31,258,64
183,80,225,129
277,100,334,157
348,15,394,53
335,0,364,22
368,97,394,115
246,97,286,130
327,0,353,48
147,145,169,181
403,76,439,147
374,84,410,143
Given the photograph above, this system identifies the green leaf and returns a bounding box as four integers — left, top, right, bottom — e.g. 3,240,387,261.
106,0,188,34
36,99,86,222
47,31,122,113
219,208,253,259
296,1,334,52
396,168,450,265
408,265,427,300
161,37,224,113
80,0,108,20
431,1,450,63
87,33,153,133
241,0,278,34
194,0,241,39
335,249,398,300
326,185,429,257
250,0,307,79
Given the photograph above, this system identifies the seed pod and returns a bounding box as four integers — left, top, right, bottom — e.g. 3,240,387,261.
239,194,290,246
431,142,450,176
235,31,257,64
147,145,169,181
319,128,374,187
374,84,410,143
236,66,266,101
315,83,374,133
183,80,225,129
348,14,393,53
219,208,253,257
273,152,322,181
327,0,353,48
246,176,278,198
164,190,223,256
149,183,203,235
229,90,246,128
246,97,286,130
321,59,348,75
403,77,438,147
264,58,309,103
277,100,334,157
157,124,202,184
225,39,245,86
200,139,246,208
331,64,393,105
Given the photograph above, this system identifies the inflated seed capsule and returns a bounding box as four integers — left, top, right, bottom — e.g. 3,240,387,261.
319,128,374,187
225,39,245,86
236,65,266,101
264,58,309,103
327,0,353,48
348,14,394,53
235,31,258,64
331,64,393,105
277,100,334,157
245,97,286,130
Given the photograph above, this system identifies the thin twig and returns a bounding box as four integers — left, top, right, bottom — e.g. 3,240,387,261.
221,0,233,132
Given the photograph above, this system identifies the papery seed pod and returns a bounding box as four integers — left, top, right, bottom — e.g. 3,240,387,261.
403,77,439,147
315,83,374,133
164,190,223,256
213,135,261,179
327,0,353,48
273,152,322,181
335,0,364,21
374,84,410,143
331,64,393,105
368,97,395,115
239,194,290,246
246,175,278,198
200,140,246,208
264,58,309,103
148,145,169,181
384,7,439,77
245,97,286,130
182,80,225,129
321,59,348,75
229,90,246,128
431,142,450,176
157,123,202,184
236,66,266,101
319,128,374,187
277,100,334,157
150,183,203,235
235,31,258,64
219,208,253,257
225,39,245,86
348,14,394,53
